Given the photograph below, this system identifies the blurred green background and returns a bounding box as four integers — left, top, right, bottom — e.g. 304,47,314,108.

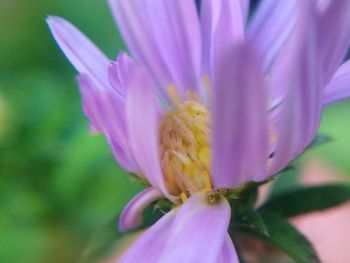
0,1,349,263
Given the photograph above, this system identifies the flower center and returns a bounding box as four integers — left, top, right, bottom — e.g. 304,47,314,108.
159,100,212,198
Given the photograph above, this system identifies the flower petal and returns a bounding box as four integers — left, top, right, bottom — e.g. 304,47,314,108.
78,74,137,172
318,0,350,83
269,2,323,174
119,193,233,263
108,52,134,96
47,16,109,88
219,235,239,263
158,193,232,263
247,0,298,70
145,0,201,94
212,43,269,188
324,61,350,105
108,0,170,99
317,0,332,12
240,0,250,24
119,187,163,232
118,210,177,263
47,16,138,171
201,0,245,75
108,0,201,97
125,63,169,197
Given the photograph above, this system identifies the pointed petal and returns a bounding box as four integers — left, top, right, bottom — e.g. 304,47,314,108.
108,0,201,97
47,16,109,88
158,193,232,263
118,210,176,263
247,0,298,70
269,2,323,174
318,0,350,83
201,0,245,75
324,61,350,105
78,75,138,172
125,63,169,196
108,52,134,96
119,187,163,232
212,43,269,188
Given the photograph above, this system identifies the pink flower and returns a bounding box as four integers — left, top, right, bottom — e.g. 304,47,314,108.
47,1,350,262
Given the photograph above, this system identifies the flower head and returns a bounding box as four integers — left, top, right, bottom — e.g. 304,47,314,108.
48,0,350,262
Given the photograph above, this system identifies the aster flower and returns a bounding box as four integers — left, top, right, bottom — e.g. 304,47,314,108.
47,0,350,262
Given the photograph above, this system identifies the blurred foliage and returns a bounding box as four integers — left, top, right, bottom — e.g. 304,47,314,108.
0,1,349,263
0,1,140,263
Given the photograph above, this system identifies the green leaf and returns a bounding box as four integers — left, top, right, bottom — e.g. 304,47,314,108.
260,184,350,217
233,212,320,263
233,210,269,236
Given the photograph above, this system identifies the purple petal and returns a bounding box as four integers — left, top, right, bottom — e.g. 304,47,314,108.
318,0,350,83
78,75,138,172
108,52,134,96
240,0,251,24
201,0,245,75
269,2,323,174
219,235,239,263
212,43,269,189
119,193,233,263
125,63,169,197
145,0,201,95
47,16,109,88
118,209,177,263
324,60,350,105
157,193,233,263
317,0,332,12
108,0,170,99
47,16,138,171
119,187,163,232
247,0,298,70
108,0,201,98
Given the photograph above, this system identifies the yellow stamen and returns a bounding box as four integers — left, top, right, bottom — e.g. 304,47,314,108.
159,100,212,197
180,192,188,203
161,80,278,203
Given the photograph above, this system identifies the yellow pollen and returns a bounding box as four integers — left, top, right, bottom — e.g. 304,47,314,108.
159,100,212,197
